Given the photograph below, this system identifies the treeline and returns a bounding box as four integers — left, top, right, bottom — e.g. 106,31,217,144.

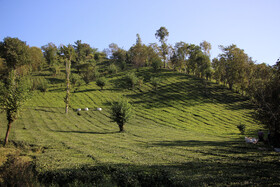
0,26,279,146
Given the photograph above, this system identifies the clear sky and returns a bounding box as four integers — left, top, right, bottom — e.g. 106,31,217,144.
1,0,279,65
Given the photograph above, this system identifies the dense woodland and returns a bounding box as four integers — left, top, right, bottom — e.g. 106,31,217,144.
0,27,280,146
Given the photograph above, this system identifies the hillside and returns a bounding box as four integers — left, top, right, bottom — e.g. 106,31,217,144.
0,67,279,186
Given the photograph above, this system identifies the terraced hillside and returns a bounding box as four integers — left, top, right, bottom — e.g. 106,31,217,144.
1,68,279,186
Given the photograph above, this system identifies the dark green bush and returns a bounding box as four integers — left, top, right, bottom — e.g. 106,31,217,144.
237,124,246,135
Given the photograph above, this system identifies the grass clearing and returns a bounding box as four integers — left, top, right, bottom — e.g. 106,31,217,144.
0,67,279,186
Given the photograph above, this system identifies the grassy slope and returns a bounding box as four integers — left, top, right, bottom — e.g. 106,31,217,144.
0,67,279,185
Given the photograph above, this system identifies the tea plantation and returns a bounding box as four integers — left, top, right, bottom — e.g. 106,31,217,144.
0,68,279,186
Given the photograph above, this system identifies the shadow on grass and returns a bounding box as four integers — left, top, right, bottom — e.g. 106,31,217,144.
34,108,56,113
46,77,65,84
53,130,118,135
36,159,280,186
125,75,253,111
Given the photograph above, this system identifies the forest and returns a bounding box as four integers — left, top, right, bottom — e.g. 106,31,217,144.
0,26,280,185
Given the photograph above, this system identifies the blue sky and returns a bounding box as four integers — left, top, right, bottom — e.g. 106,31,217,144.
1,0,279,65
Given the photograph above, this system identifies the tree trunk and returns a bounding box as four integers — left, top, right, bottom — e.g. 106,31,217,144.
65,59,71,114
4,121,12,146
118,124,124,132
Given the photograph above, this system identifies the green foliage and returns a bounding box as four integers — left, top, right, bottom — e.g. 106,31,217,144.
110,98,133,132
126,72,138,89
70,73,84,89
151,58,162,72
96,77,107,90
237,123,246,135
0,70,30,122
41,43,58,66
32,77,49,92
150,77,161,90
108,63,118,74
0,37,31,70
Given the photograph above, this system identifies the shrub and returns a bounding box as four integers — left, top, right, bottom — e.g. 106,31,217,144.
126,72,138,89
70,74,84,91
96,77,107,90
32,77,49,92
151,58,162,72
108,63,118,74
237,124,246,135
150,77,161,91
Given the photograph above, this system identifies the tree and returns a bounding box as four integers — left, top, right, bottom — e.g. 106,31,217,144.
200,41,212,57
218,45,249,90
155,27,169,68
0,37,31,75
252,59,280,146
129,34,147,69
96,77,107,90
0,70,29,146
150,77,161,91
60,44,76,114
41,43,58,66
110,98,133,132
126,72,138,89
29,47,45,71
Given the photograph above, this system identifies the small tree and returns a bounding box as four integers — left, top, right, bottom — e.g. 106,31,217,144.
110,98,133,132
108,63,118,74
150,77,161,91
151,58,162,72
237,123,246,135
96,77,107,90
126,72,138,89
0,70,29,146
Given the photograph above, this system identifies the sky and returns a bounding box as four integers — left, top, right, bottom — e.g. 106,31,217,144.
1,0,279,65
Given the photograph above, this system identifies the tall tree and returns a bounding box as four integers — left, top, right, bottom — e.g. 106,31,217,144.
218,45,249,90
129,34,147,69
253,59,280,146
41,43,58,66
155,27,169,68
60,44,76,114
29,46,45,71
200,40,212,57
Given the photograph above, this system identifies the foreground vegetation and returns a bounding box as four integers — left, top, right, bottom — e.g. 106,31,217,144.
1,67,279,186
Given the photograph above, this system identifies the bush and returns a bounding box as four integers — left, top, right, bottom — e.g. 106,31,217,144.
237,124,246,135
151,58,162,72
150,77,161,91
96,77,107,90
32,77,49,92
108,63,118,74
126,72,138,89
70,74,84,91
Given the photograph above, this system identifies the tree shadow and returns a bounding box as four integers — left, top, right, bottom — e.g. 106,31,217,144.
37,158,280,186
53,130,118,135
34,108,56,113
46,77,65,84
125,76,253,111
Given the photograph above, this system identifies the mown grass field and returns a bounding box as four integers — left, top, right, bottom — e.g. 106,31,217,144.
1,67,279,186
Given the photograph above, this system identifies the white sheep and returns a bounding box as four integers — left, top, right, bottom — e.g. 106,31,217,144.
97,107,102,111
77,108,81,112
84,108,89,111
